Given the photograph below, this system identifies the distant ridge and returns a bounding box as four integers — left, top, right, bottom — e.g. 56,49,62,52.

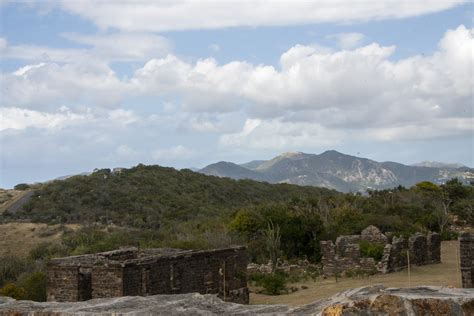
199,150,473,192
411,161,467,169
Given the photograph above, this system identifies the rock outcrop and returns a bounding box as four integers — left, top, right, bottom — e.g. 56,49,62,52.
1,285,473,315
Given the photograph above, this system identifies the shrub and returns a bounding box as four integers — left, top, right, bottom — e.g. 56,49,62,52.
0,283,25,300
0,256,31,287
13,183,30,191
17,272,47,301
257,273,287,295
441,230,459,241
28,242,69,261
359,241,385,262
248,272,266,284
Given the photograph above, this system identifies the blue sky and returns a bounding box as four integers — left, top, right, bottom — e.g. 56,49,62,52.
0,0,473,188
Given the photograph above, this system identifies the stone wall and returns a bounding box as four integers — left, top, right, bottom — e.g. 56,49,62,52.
46,265,81,302
378,236,408,273
459,232,473,288
320,226,441,277
47,246,249,304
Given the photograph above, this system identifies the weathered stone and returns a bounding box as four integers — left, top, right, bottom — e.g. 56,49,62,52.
335,235,360,256
361,225,388,244
427,232,441,264
47,246,249,304
321,227,439,277
409,233,429,266
2,285,473,315
460,232,474,288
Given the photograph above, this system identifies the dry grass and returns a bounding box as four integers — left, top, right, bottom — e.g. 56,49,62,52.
250,241,462,306
0,223,80,258
0,189,22,212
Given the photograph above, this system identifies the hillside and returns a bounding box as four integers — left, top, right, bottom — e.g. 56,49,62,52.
199,150,473,192
2,164,336,228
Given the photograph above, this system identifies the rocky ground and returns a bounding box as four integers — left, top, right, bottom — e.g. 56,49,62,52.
1,285,473,315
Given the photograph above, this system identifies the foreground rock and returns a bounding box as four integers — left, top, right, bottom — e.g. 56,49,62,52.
1,285,473,315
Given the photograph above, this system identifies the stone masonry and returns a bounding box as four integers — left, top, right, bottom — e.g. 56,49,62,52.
47,246,249,304
459,232,473,288
320,226,441,277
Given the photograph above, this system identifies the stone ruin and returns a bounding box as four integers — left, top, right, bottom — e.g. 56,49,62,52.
459,232,473,288
46,246,249,304
320,225,441,277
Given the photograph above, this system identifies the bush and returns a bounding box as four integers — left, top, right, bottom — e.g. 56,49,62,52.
359,241,385,262
17,272,47,301
254,273,287,295
441,230,459,241
0,256,31,287
0,283,25,300
28,242,69,261
13,183,30,191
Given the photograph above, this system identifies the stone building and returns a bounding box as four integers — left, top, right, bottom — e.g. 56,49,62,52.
459,232,473,288
320,226,441,277
47,246,248,304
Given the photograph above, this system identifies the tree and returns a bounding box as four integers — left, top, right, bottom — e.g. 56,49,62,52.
13,183,30,191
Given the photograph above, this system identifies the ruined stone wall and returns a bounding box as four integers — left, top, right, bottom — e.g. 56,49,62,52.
459,232,473,288
47,246,249,304
120,247,248,304
378,236,408,273
320,239,377,277
46,265,80,302
91,265,124,298
320,227,441,277
409,233,428,266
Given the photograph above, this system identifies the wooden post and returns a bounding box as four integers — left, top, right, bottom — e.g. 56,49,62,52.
407,250,411,287
223,261,226,301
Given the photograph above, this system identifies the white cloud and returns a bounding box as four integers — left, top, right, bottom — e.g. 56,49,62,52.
2,61,126,110
329,32,366,49
1,33,170,63
1,24,472,152
61,32,171,61
115,144,140,160
0,107,91,131
108,109,138,125
365,118,474,141
131,25,473,146
152,145,195,161
42,0,466,32
220,118,345,150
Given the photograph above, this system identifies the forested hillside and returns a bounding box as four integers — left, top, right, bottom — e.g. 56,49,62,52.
4,164,337,228
1,165,472,301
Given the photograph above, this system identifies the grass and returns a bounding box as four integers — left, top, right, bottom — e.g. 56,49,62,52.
0,223,80,257
0,189,22,213
250,240,462,306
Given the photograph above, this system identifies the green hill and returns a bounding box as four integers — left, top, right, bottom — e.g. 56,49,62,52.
6,164,337,228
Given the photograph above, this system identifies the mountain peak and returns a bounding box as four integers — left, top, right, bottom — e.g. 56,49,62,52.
277,151,305,159
199,150,472,192
320,150,346,157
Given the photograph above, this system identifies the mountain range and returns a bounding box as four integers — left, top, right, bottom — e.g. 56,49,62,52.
199,150,473,193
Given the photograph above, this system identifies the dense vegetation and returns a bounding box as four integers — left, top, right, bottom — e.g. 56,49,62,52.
5,165,337,227
0,164,473,300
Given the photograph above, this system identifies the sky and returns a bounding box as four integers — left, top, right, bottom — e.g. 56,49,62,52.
0,0,473,188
